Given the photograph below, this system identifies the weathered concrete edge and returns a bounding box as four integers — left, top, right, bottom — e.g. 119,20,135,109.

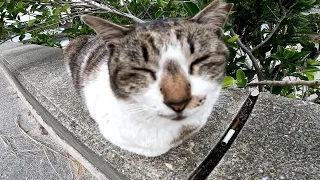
0,56,127,180
187,91,251,179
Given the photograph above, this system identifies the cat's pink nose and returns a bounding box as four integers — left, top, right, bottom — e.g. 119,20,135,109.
165,98,190,113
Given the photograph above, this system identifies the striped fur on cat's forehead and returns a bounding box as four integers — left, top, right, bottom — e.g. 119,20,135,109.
65,0,233,99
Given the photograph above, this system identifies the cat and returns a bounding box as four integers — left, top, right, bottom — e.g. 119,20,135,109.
64,0,232,157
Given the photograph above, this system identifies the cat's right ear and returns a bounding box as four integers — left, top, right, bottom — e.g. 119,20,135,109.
81,15,130,41
191,0,233,27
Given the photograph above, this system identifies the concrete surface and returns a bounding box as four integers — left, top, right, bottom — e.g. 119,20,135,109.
209,93,320,180
0,42,250,179
0,67,96,180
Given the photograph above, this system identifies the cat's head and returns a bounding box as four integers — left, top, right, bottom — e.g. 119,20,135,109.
81,0,233,120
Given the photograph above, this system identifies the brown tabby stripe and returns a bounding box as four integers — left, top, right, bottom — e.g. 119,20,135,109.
109,67,128,99
212,72,225,82
83,44,108,77
71,37,98,87
189,55,209,74
141,45,149,62
187,33,195,54
107,44,116,58
146,36,159,55
65,37,90,84
175,30,182,40
166,60,180,75
215,50,229,62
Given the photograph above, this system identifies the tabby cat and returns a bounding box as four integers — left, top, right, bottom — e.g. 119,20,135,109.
64,0,232,157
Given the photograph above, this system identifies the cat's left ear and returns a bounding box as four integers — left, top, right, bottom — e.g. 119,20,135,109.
191,0,233,27
81,15,131,41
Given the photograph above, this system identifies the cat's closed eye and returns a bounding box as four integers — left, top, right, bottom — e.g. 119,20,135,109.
141,45,149,62
132,67,156,80
189,55,210,74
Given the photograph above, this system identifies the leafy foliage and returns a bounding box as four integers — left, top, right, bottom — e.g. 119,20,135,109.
305,13,320,33
223,0,320,99
1,0,320,100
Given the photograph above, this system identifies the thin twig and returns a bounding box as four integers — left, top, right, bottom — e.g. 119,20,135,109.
0,135,18,157
251,1,298,52
0,11,104,45
288,1,298,12
43,148,63,180
278,0,286,16
266,5,279,20
230,29,265,84
68,159,74,179
81,0,144,23
15,116,67,160
121,0,133,16
303,86,309,100
247,80,320,87
251,15,286,52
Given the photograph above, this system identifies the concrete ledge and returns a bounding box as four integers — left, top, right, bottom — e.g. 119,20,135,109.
0,42,250,179
0,54,126,180
209,93,320,179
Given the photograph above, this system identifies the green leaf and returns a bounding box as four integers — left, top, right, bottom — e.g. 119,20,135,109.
236,69,248,87
11,27,20,33
155,10,165,19
299,38,309,47
222,76,234,88
227,35,239,43
290,51,310,61
308,59,320,66
197,0,208,9
6,0,10,3
17,1,23,9
156,0,165,8
298,0,316,5
302,66,320,73
7,2,14,13
287,94,296,99
0,2,4,7
227,42,238,49
183,2,199,16
305,72,315,80
277,45,284,56
297,16,309,23
283,49,295,59
223,25,232,32
62,4,70,11
53,8,60,16
27,19,37,26
236,69,246,81
62,28,80,34
229,10,235,15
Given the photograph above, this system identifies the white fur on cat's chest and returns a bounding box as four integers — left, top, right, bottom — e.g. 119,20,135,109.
82,64,220,157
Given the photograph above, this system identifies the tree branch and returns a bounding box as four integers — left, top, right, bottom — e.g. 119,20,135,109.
81,0,145,23
250,15,286,52
121,0,133,16
247,80,320,87
250,1,298,52
230,29,265,82
278,0,286,15
0,11,104,45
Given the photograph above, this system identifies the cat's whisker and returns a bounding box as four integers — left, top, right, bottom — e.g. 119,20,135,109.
128,110,146,115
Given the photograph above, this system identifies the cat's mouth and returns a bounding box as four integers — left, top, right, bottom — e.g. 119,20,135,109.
159,114,186,121
172,115,186,121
